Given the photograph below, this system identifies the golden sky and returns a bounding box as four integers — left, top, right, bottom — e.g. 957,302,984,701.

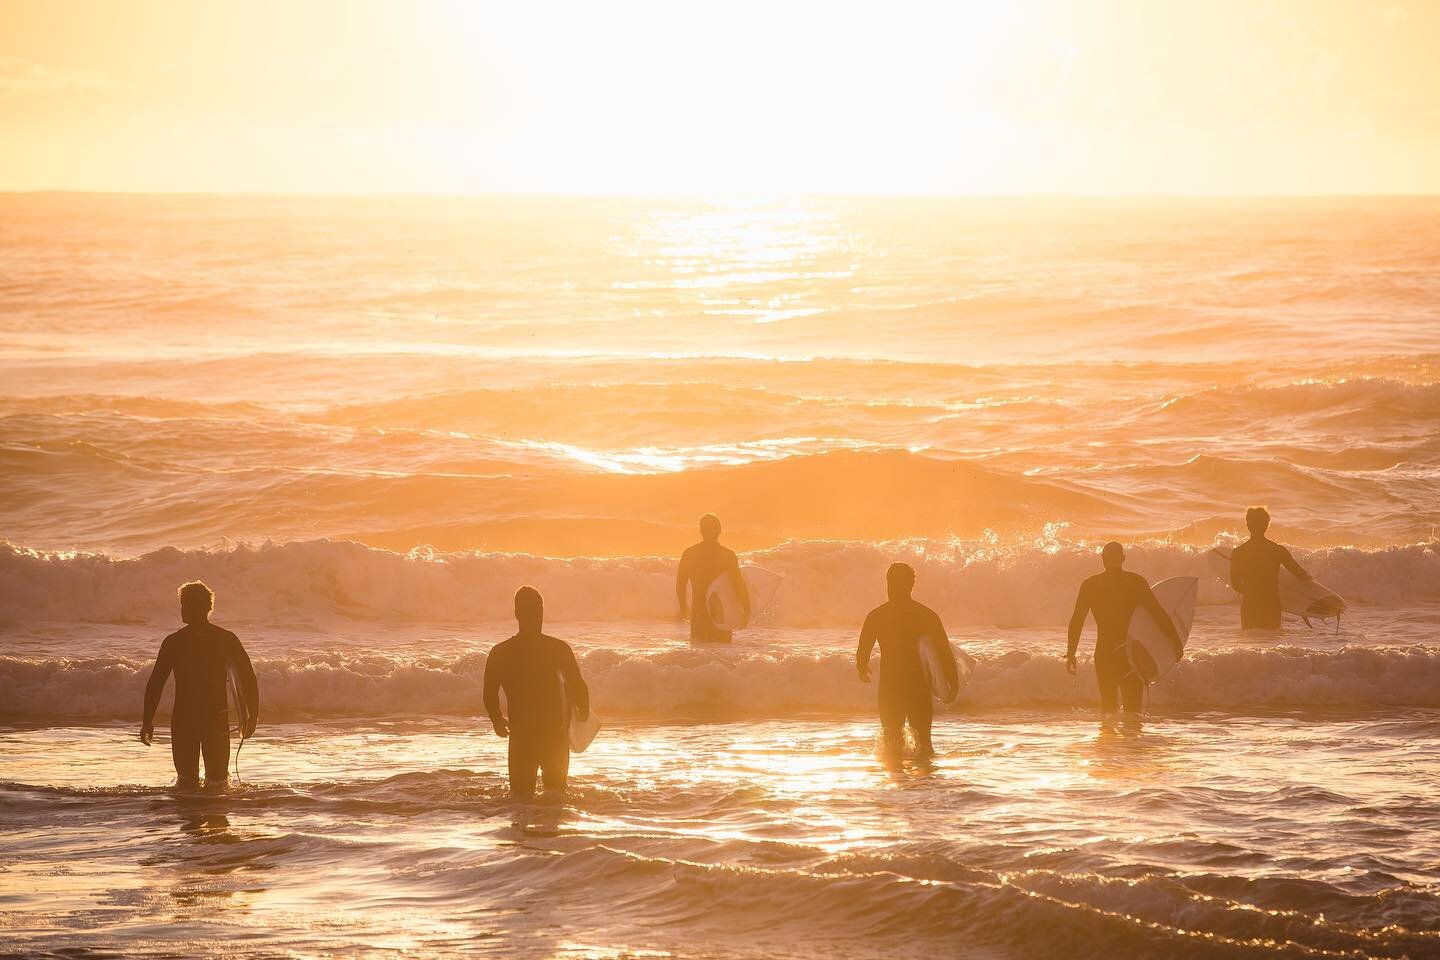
2,0,1437,194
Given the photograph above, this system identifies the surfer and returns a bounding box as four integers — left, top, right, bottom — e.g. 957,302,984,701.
1230,507,1312,630
1065,542,1179,723
676,513,748,643
856,562,957,758
140,581,259,789
483,586,590,799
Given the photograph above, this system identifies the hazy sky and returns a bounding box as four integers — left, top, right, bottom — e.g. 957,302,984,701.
2,0,1437,194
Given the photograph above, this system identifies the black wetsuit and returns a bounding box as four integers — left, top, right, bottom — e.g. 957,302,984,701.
677,541,743,643
142,622,258,785
483,632,589,797
1230,537,1304,630
857,598,954,750
1067,571,1177,715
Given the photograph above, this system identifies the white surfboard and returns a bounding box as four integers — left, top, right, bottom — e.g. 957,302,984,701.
1126,576,1197,682
559,671,600,753
226,662,255,739
226,662,256,781
1207,545,1345,625
705,565,784,632
917,634,975,702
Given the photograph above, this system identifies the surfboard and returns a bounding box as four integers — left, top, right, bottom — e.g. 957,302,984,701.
226,662,255,781
705,565,784,632
1126,576,1197,682
1207,544,1345,625
226,663,255,739
559,671,600,753
917,634,975,702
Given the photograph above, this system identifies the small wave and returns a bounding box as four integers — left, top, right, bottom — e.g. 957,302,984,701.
2,537,1437,632
5,643,1439,724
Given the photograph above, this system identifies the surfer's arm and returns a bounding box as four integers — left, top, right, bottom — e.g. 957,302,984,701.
1229,552,1248,594
482,652,507,737
231,637,260,736
934,613,960,689
855,613,877,681
731,554,750,617
675,552,691,617
1066,584,1091,659
1140,584,1181,644
140,638,175,743
562,645,589,721
1280,546,1312,582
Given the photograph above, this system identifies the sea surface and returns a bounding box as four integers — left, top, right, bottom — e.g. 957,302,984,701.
1,194,1438,958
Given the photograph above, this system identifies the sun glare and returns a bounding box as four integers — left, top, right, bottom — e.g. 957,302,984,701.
2,0,1436,193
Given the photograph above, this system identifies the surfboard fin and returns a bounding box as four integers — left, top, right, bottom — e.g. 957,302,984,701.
1302,615,1313,629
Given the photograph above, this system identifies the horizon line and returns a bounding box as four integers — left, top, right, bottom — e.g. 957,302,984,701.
2,188,1438,201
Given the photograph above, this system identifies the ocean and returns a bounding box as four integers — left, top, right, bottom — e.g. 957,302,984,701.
2,193,1438,958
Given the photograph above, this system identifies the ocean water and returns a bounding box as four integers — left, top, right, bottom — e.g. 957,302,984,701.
1,194,1439,958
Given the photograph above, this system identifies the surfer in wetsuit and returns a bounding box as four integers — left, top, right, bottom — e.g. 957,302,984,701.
856,562,957,758
676,513,748,643
1065,542,1179,723
483,586,590,799
140,581,259,789
1230,506,1311,630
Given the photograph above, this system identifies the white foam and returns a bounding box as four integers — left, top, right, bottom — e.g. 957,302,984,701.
4,643,1439,723
2,537,1436,631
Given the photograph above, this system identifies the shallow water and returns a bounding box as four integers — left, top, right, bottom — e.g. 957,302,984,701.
4,715,1439,959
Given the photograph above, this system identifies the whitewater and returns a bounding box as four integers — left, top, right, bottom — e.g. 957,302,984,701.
2,194,1439,958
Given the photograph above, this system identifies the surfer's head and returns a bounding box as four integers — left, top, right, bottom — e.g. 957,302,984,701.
514,585,544,633
699,513,722,543
1101,541,1125,571
1246,506,1270,535
178,580,214,624
886,562,916,600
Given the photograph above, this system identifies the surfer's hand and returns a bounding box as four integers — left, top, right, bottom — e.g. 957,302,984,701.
857,665,870,683
1064,654,1077,675
493,719,509,738
139,722,153,746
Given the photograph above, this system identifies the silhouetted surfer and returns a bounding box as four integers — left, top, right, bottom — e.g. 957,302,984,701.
1066,542,1177,724
140,581,259,789
856,562,956,758
1230,506,1311,630
484,586,590,799
676,513,748,643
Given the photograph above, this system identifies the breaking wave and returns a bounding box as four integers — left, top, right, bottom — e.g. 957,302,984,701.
2,537,1437,630
5,644,1440,723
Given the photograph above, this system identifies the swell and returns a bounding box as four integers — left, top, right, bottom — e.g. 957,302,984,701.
4,537,1439,630
5,537,1439,631
5,644,1440,723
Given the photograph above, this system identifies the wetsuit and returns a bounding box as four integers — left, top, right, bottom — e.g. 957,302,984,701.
142,622,258,786
483,632,589,797
1067,571,1177,715
857,598,955,751
677,541,744,643
1230,537,1306,630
